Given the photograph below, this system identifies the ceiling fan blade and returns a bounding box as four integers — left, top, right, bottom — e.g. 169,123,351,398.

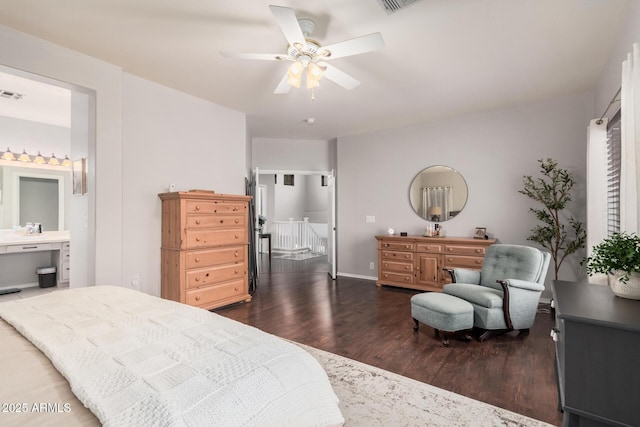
220,51,289,61
318,33,385,60
320,64,361,90
274,72,292,94
269,5,306,48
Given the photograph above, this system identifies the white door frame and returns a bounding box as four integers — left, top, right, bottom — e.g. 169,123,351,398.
256,168,336,277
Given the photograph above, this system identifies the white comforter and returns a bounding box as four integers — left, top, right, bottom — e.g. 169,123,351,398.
0,286,343,427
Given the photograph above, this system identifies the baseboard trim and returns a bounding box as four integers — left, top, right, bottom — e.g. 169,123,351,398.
336,272,377,281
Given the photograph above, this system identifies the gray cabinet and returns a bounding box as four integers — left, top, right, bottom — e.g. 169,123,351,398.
552,280,640,427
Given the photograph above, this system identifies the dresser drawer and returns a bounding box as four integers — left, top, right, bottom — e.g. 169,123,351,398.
380,241,415,251
416,243,443,253
186,229,246,248
186,264,245,289
444,245,487,256
186,246,244,269
186,279,246,307
186,200,245,215
381,260,414,273
380,271,414,284
186,215,245,229
444,255,484,269
381,250,414,261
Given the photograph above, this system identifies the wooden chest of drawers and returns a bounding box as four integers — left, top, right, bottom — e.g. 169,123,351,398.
376,235,495,292
159,190,252,310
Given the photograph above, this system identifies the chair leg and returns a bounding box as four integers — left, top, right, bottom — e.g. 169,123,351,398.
412,318,419,331
477,329,511,342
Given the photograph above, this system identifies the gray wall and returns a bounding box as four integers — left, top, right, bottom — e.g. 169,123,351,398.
337,91,594,296
595,1,640,118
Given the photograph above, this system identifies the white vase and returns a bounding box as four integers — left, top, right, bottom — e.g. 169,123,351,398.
608,270,640,300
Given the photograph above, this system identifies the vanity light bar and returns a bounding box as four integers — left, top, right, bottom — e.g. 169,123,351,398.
0,147,71,167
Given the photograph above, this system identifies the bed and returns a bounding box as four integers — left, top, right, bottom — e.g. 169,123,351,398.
0,286,344,426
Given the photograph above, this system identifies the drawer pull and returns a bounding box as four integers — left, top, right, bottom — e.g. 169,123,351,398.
233,207,238,212
195,277,200,282
220,219,224,224
405,254,410,259
475,260,482,264
384,274,388,278
235,234,239,239
476,249,482,253
235,286,240,291
196,237,201,242
235,269,239,274
405,277,410,281
195,295,201,301
235,219,239,224
195,205,200,211
195,219,201,225
384,263,388,267
405,245,411,249
235,251,239,257
205,273,210,277
384,243,389,247
405,266,410,270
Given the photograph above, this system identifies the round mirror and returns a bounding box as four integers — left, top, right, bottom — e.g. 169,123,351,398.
408,165,468,221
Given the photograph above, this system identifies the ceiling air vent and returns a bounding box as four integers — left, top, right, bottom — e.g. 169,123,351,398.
377,0,422,14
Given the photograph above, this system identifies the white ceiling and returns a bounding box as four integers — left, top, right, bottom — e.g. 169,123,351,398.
0,0,631,140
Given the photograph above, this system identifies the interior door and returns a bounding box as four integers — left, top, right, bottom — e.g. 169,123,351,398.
327,170,337,279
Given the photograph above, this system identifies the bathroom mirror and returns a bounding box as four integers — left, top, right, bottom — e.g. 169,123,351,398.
408,165,468,221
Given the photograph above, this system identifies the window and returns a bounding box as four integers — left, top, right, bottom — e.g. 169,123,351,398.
606,110,621,235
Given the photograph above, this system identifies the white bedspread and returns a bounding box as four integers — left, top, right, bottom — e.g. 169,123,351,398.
0,286,343,427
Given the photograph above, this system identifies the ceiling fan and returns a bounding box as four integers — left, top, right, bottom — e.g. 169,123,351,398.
220,5,384,95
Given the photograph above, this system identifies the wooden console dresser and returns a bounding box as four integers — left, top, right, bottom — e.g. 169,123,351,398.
375,235,495,292
552,280,640,427
159,190,252,310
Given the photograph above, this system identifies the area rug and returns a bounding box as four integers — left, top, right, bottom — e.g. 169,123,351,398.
298,344,553,427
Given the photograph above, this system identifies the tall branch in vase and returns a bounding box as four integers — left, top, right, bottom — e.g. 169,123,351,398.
519,158,586,280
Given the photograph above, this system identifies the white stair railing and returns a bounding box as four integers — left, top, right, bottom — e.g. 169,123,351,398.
271,218,327,255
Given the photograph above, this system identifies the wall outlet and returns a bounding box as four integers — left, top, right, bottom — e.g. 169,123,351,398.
169,183,176,192
365,215,375,223
369,262,375,270
131,275,140,289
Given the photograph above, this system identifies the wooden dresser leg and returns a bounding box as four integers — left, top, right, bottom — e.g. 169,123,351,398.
412,318,419,331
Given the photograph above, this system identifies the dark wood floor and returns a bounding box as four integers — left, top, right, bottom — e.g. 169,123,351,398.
216,255,562,426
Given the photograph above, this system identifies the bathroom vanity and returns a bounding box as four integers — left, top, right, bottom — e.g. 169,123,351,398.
0,230,70,288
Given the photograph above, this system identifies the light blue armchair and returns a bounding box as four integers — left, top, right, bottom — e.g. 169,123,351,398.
443,244,551,341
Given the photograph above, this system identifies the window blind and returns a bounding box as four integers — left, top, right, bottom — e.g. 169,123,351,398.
606,110,621,235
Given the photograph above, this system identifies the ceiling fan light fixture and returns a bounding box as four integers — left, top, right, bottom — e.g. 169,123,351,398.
288,60,303,77
287,76,301,88
307,62,323,79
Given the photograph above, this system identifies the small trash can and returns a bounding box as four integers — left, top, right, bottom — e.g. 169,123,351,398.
36,266,57,288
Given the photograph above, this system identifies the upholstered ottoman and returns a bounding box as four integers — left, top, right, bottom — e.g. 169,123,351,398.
411,292,474,346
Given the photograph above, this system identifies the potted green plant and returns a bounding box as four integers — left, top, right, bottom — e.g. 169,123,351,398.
582,232,640,299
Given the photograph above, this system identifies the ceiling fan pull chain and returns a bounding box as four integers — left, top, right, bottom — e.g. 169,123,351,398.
311,88,316,100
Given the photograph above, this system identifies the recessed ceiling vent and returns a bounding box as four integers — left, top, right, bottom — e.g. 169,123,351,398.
0,89,24,100
377,0,422,14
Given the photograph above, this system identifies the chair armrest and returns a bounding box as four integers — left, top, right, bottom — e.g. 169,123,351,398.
497,279,544,292
445,268,481,284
